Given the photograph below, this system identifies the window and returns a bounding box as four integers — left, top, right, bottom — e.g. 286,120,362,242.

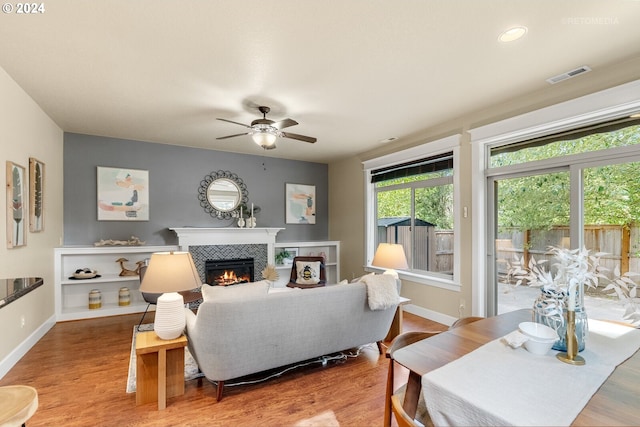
470,79,640,318
363,135,460,289
487,117,640,321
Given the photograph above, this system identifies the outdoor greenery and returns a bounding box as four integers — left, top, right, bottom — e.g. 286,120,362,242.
376,170,454,229
493,124,640,232
374,124,640,242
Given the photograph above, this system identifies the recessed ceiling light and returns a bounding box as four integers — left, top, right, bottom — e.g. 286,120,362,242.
499,26,528,43
380,137,398,143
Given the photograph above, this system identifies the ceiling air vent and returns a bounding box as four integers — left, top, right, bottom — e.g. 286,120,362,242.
546,66,592,84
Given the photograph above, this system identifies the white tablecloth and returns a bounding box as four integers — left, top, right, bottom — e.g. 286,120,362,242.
421,319,640,427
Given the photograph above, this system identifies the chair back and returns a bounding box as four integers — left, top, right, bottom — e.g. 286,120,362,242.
384,331,441,427
449,316,484,330
288,256,326,287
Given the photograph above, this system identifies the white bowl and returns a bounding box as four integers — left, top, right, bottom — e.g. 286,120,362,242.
519,322,558,341
518,322,558,355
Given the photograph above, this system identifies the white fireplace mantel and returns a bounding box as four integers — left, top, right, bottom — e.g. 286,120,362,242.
169,227,284,262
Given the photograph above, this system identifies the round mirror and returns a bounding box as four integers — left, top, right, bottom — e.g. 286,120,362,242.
208,178,241,212
198,171,248,219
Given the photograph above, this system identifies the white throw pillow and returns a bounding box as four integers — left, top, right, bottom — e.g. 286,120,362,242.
295,261,321,285
201,280,269,302
350,272,375,283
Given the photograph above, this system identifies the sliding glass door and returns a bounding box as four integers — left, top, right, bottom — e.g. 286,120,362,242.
487,119,640,322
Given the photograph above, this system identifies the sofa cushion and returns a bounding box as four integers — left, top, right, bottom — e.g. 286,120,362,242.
201,280,270,302
295,260,321,285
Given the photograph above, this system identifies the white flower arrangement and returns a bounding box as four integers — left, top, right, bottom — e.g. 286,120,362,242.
508,246,640,325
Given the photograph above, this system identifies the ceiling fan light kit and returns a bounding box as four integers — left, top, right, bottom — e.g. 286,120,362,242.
252,130,278,148
217,105,317,150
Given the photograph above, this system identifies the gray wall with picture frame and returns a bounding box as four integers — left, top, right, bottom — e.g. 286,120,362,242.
63,133,328,245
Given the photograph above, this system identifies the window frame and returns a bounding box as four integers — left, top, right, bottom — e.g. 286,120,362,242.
363,134,461,291
469,79,640,316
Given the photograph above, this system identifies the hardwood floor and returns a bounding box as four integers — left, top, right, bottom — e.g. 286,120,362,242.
0,311,447,427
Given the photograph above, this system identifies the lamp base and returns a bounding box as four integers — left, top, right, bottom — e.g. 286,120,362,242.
154,292,186,340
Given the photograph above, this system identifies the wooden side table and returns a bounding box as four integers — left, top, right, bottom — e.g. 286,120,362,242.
135,331,187,410
385,297,411,341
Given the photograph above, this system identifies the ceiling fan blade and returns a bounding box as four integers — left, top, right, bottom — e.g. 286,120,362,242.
272,118,298,130
216,132,250,140
216,118,252,128
281,132,317,143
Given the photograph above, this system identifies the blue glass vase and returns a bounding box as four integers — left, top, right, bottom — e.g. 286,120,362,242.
533,287,588,352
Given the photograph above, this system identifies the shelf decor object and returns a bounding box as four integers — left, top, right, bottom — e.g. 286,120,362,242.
371,243,408,279
139,251,201,340
88,289,102,309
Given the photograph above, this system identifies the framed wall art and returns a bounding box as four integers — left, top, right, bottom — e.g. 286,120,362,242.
6,161,27,248
285,183,316,224
29,157,45,232
97,166,149,221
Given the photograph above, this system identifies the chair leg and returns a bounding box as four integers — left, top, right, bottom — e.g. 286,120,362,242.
216,381,224,401
384,359,395,427
136,303,151,331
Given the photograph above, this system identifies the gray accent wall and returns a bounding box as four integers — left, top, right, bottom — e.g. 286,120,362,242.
63,133,328,245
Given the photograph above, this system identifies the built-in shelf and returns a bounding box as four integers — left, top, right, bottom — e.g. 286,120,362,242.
54,245,178,321
273,241,340,287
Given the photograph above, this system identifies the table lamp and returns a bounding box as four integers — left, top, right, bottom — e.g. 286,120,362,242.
139,251,201,340
371,243,408,278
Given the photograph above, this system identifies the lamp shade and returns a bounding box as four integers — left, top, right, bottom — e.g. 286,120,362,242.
139,251,201,293
372,243,408,270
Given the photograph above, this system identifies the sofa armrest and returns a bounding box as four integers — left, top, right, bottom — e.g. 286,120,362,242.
185,307,197,334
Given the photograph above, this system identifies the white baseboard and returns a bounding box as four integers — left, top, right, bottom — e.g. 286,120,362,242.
0,315,56,379
403,304,457,327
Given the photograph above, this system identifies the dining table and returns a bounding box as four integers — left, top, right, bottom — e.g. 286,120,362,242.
392,309,640,426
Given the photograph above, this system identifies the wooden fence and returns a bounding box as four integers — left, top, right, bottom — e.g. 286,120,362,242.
496,224,640,280
380,224,640,278
380,226,453,274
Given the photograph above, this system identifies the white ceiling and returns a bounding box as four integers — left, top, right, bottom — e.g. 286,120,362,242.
1,0,640,163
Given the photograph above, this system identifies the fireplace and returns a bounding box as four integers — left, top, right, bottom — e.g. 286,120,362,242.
205,258,254,286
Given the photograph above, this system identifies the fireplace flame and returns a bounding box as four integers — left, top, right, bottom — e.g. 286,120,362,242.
216,270,249,286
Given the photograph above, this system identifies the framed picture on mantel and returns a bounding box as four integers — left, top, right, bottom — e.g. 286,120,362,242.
285,183,316,224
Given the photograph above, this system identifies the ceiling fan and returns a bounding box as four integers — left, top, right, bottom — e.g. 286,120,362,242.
216,106,317,150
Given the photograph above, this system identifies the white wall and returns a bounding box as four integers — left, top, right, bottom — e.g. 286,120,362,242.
0,66,63,378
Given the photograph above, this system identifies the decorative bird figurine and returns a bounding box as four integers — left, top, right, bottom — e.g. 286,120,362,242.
116,258,139,276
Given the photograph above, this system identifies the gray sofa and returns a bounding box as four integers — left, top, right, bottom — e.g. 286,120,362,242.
184,279,398,400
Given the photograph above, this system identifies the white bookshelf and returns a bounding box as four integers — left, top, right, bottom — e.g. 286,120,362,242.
54,245,178,321
273,241,340,287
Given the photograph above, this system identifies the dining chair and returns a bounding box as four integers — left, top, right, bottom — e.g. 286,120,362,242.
384,331,441,427
449,316,484,330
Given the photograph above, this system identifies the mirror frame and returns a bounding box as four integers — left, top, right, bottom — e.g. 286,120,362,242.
198,170,248,219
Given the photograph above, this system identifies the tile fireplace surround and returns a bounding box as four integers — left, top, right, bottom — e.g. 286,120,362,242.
169,227,284,284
